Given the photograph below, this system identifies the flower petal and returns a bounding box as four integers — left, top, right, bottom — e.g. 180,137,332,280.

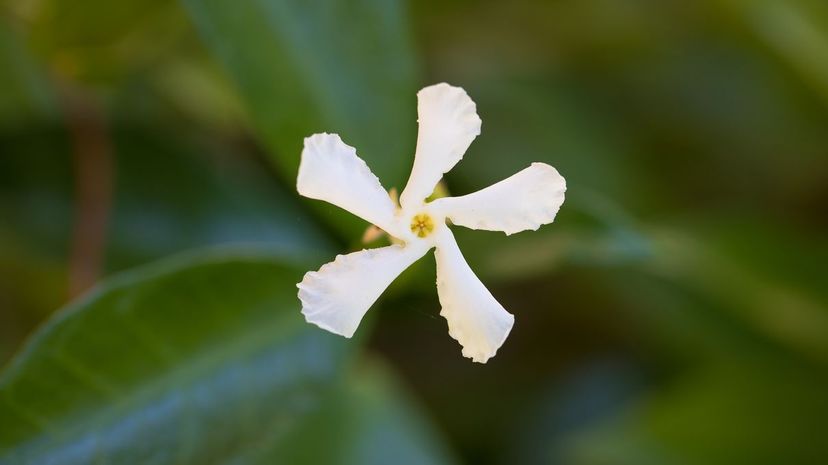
399,83,482,210
298,243,430,337
431,163,566,235
298,133,401,236
433,229,514,363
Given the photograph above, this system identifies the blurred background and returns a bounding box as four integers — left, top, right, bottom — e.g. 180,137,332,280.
2,0,828,464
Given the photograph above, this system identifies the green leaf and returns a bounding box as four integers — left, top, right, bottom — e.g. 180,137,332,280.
0,19,57,127
453,189,652,284
260,359,457,465
104,124,337,271
423,78,653,283
643,226,828,364
180,0,420,237
18,0,189,82
561,362,828,465
0,249,351,464
0,122,336,363
719,0,828,105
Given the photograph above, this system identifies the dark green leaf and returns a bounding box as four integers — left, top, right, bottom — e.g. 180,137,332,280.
0,19,57,127
21,0,189,82
0,249,350,464
261,359,457,465
561,362,828,465
104,125,336,271
180,0,420,237
0,122,336,363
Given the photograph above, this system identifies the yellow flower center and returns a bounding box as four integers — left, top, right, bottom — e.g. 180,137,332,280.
410,213,435,238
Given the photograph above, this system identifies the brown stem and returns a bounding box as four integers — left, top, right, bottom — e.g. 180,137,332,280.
62,86,114,299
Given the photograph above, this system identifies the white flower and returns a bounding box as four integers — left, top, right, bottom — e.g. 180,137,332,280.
296,83,566,363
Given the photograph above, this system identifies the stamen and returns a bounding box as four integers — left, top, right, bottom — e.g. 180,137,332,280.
410,213,435,238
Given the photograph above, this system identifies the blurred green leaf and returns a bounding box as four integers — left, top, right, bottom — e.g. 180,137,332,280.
0,249,349,464
14,0,189,82
0,121,336,362
27,0,173,46
180,0,420,237
0,126,73,362
645,227,828,364
0,18,56,126
447,79,641,204
0,249,456,464
267,359,457,465
419,78,655,283
562,362,828,465
104,124,336,271
719,0,828,105
454,189,652,285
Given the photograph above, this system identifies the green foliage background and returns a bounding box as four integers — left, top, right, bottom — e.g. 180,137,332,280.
1,0,827,463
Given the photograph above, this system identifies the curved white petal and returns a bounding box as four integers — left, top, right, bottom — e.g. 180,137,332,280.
399,83,481,210
298,243,430,337
298,133,401,236
433,229,514,363
432,163,566,235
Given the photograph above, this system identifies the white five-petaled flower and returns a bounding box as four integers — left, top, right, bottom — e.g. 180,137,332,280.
296,83,566,363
